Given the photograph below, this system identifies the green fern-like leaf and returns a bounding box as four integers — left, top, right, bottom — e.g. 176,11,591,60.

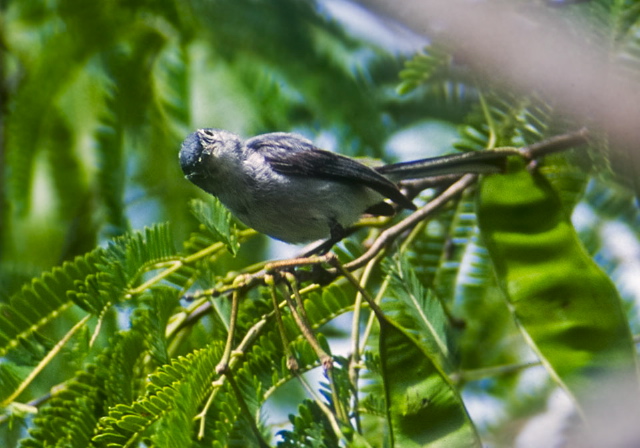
129,287,179,367
19,367,105,448
0,248,104,359
297,283,356,330
452,231,526,372
4,15,92,214
93,343,222,447
151,41,191,138
404,196,457,288
431,191,479,304
18,329,148,448
45,111,90,235
102,223,177,288
455,91,553,152
189,198,241,256
384,258,454,373
97,331,148,409
397,46,452,95
276,399,340,448
0,223,182,399
94,83,128,239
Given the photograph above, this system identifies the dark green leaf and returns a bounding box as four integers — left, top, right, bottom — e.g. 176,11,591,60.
379,316,480,447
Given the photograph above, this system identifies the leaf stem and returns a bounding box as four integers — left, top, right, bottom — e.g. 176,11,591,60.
295,373,349,443
1,314,92,407
479,91,497,149
349,253,383,433
281,273,333,370
127,230,256,296
215,289,241,374
454,360,542,383
268,277,298,370
225,369,270,448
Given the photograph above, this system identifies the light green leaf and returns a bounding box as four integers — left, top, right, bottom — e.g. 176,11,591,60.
385,259,453,373
477,158,639,420
189,197,240,255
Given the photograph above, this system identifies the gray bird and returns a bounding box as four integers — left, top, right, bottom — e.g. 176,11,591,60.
179,129,504,247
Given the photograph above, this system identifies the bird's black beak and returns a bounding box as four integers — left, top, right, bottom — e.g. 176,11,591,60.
179,131,205,177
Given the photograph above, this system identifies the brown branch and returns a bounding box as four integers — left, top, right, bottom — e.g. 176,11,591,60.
344,174,478,271
522,127,590,159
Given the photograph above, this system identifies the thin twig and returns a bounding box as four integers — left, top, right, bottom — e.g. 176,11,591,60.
225,369,270,448
282,273,332,370
281,273,350,425
345,174,478,272
360,275,392,355
195,379,221,439
194,309,272,438
521,127,589,159
267,276,298,370
295,372,350,442
215,289,241,374
348,252,384,434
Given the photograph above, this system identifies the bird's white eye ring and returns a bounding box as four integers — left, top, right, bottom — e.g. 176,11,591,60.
198,129,217,140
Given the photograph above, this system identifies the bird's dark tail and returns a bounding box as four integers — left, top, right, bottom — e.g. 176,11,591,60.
376,150,507,181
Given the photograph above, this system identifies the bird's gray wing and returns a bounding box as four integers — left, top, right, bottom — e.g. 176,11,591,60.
247,133,415,210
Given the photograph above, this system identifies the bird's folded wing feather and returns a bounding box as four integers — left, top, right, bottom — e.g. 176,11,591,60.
248,134,416,210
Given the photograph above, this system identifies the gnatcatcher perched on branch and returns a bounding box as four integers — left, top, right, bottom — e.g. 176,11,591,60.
179,129,504,247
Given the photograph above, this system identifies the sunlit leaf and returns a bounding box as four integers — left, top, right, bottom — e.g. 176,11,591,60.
189,198,240,256
477,158,639,420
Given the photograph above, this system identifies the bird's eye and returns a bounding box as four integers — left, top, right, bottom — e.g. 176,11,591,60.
199,129,217,141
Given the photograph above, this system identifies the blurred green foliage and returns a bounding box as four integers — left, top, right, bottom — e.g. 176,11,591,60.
1,0,639,447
